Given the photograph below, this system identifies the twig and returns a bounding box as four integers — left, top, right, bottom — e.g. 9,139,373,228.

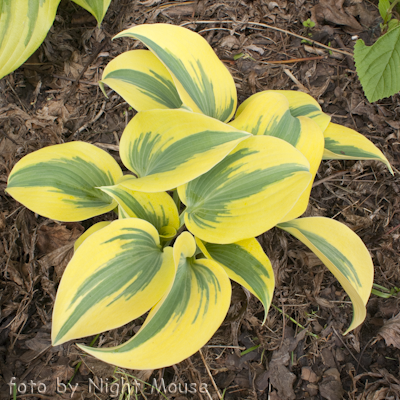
199,349,222,400
313,170,350,187
261,56,324,64
52,74,99,86
65,38,110,100
332,327,368,373
180,20,353,57
72,101,106,137
284,69,309,92
386,223,400,235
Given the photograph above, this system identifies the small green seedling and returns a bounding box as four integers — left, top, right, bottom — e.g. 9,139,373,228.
302,18,316,29
372,283,400,298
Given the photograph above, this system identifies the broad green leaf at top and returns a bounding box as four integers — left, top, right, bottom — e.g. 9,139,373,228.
6,142,123,222
114,23,237,122
278,217,374,333
0,0,61,80
71,0,112,25
379,0,391,20
78,231,231,369
354,25,400,102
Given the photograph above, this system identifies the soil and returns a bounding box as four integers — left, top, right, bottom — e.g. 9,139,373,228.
1,0,400,399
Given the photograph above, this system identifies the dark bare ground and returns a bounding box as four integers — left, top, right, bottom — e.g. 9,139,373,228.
1,0,400,399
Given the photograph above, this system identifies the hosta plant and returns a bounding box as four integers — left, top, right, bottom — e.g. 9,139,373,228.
0,0,112,80
6,24,392,370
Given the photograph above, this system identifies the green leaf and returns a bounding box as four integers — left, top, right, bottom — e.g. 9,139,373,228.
379,0,391,20
388,19,400,32
70,0,112,25
0,0,61,80
354,26,400,102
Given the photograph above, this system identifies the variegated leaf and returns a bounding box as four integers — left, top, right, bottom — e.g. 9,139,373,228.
279,116,324,222
178,135,312,244
52,218,175,345
0,0,61,80
74,221,111,251
230,91,324,222
78,231,231,369
71,0,111,25
119,109,250,192
114,24,237,122
275,90,331,132
6,142,123,221
99,184,179,237
278,217,374,333
100,50,182,111
196,237,274,323
323,122,393,173
236,90,331,133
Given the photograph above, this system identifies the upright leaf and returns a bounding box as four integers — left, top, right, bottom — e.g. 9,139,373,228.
354,26,400,102
71,0,111,25
100,50,182,111
0,0,61,79
114,24,237,122
119,109,249,192
179,135,311,244
6,142,123,221
78,232,231,369
278,217,374,333
52,218,175,345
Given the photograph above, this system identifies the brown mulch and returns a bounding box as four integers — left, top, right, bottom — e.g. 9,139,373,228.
1,0,400,399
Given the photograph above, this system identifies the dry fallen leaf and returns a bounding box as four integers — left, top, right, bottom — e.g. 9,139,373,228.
378,312,400,349
312,0,363,32
36,223,83,255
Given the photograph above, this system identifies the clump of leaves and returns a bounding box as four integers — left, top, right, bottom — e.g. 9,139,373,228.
0,0,112,80
6,24,392,370
354,0,400,102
